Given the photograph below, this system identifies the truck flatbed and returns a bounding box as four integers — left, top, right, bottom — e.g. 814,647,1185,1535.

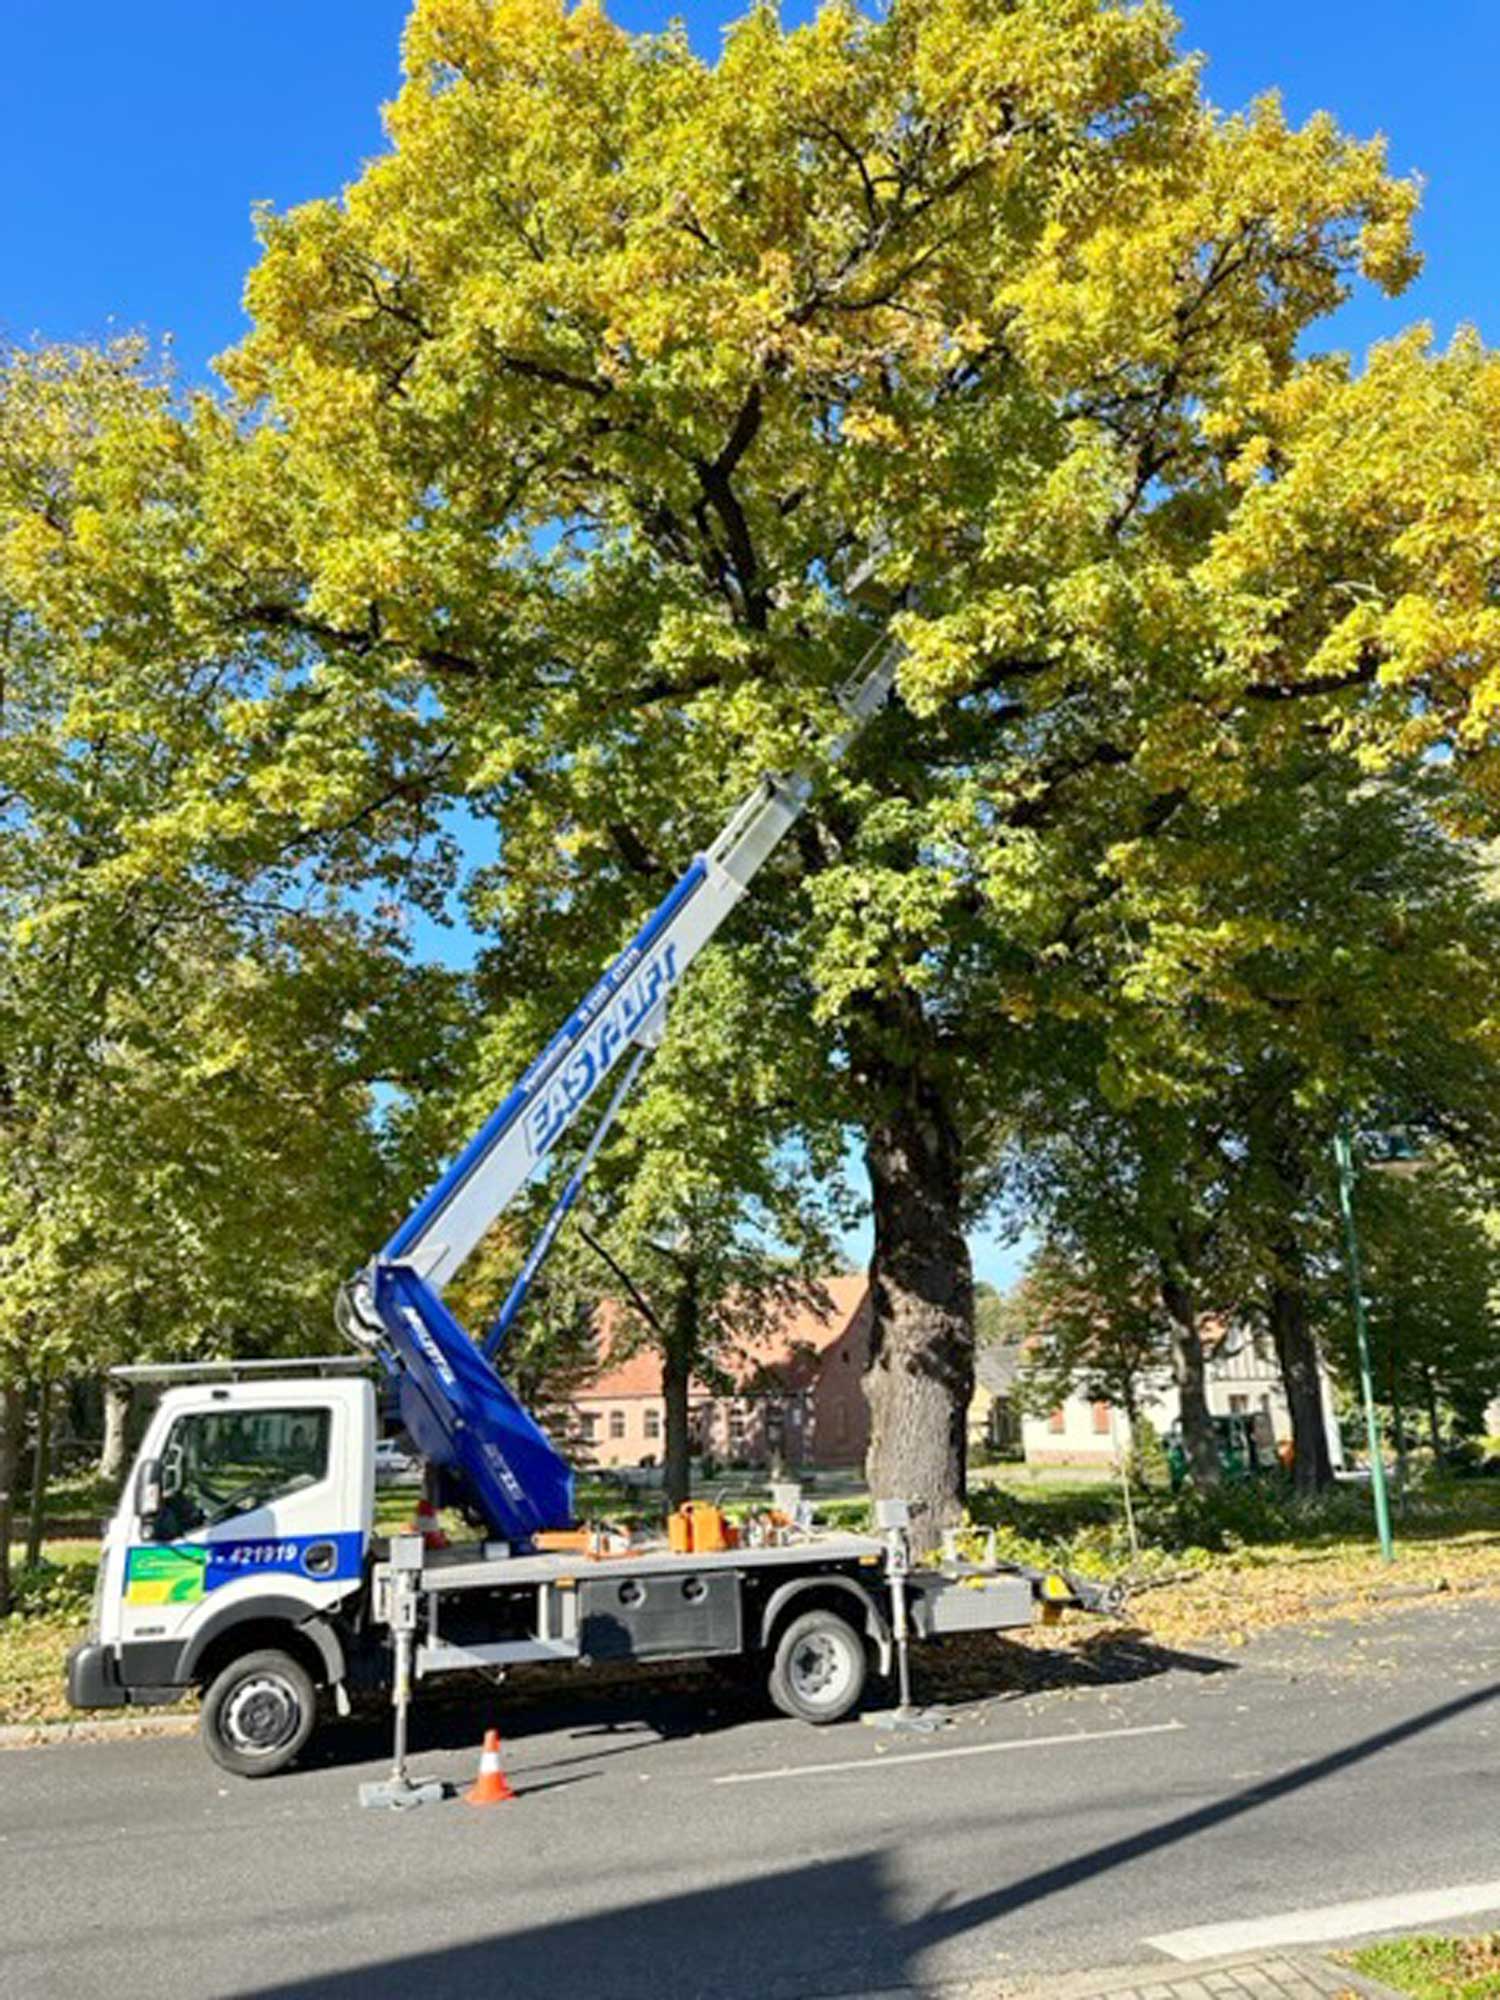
371,1521,1056,1694
409,1530,887,1592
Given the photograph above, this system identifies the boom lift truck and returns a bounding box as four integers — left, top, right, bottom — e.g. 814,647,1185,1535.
66,616,1116,1781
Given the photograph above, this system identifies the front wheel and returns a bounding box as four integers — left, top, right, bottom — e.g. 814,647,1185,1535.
768,1609,867,1724
200,1647,317,1778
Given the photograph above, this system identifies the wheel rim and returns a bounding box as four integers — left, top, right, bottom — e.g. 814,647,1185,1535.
222,1673,301,1757
789,1631,855,1709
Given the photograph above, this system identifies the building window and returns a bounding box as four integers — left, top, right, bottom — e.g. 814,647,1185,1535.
643,1407,660,1441
1229,1394,1249,1415
609,1409,626,1440
1048,1407,1065,1434
579,1411,598,1441
1092,1401,1110,1436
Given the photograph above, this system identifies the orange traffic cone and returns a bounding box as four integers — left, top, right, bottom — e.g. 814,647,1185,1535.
464,1728,515,1806
407,1495,450,1551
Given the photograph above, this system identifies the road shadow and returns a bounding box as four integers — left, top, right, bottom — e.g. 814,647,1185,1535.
232,1673,1500,2000
295,1621,1235,1777
913,1625,1235,1708
298,1660,773,1775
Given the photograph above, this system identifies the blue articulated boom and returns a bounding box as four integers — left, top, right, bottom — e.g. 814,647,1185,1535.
337,626,902,1548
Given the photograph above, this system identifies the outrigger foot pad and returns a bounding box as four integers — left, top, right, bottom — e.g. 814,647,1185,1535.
864,1704,946,1736
358,1777,450,1810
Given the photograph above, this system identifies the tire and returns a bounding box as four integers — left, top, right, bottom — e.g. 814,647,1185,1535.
767,1608,867,1724
200,1647,317,1778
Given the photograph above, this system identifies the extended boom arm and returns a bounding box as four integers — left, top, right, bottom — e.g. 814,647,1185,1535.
339,624,902,1546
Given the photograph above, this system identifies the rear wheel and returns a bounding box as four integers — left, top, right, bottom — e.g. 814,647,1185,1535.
768,1609,867,1724
200,1647,317,1778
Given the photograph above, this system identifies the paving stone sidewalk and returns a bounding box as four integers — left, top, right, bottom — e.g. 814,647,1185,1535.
823,1948,1407,2000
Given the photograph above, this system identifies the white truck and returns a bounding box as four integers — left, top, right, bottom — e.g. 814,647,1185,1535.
66,614,1116,1784
70,1356,1109,1779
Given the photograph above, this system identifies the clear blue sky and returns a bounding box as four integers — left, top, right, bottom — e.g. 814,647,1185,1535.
4,1,1495,380
5,0,1495,1284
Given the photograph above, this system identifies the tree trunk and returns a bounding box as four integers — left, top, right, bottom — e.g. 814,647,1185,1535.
862,1061,973,1548
98,1376,131,1487
0,1381,23,1618
1159,1271,1220,1489
1246,1096,1334,1497
25,1377,52,1569
1422,1363,1443,1457
1267,1267,1333,1496
1389,1351,1408,1507
662,1268,696,1513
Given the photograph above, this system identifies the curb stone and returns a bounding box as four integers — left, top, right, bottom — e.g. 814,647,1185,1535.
806,1949,1415,2000
0,1712,195,1749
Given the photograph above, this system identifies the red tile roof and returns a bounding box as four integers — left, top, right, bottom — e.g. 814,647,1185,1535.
577,1273,869,1401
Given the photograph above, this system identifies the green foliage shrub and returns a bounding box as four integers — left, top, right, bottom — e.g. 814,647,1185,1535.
5,1557,97,1626
1129,1416,1171,1492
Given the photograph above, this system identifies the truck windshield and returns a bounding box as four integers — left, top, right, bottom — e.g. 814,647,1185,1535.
153,1407,331,1541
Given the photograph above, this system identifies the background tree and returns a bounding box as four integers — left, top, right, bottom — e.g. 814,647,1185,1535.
1004,1249,1168,1440
995,738,1500,1493
1003,1085,1240,1486
1345,1168,1500,1459
0,340,459,1566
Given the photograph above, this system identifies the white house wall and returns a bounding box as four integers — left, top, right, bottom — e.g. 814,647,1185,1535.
1021,1335,1342,1469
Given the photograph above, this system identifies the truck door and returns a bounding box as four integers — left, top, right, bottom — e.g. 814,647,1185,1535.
120,1400,362,1669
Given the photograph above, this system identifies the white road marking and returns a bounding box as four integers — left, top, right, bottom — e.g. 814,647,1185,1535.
714,1718,1185,1786
1148,1880,1500,1960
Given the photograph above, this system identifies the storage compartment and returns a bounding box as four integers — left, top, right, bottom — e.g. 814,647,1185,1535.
908,1573,1034,1636
579,1569,742,1660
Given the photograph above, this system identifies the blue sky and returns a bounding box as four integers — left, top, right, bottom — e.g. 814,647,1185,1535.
4,1,1495,380
4,0,1495,1285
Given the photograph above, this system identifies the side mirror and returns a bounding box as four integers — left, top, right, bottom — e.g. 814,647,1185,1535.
134,1456,162,1529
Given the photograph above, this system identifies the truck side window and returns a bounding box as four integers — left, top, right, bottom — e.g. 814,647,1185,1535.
151,1408,332,1542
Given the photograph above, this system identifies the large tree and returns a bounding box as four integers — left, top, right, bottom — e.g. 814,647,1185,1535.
195,0,1434,1533
10,4,1493,1540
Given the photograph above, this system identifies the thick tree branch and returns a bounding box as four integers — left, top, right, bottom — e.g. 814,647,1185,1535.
1243,655,1380,701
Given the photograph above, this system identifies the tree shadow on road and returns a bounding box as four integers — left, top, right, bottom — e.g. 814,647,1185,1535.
914,1625,1235,1709
297,1661,774,1775
296,1625,1233,1777
241,1668,1500,2000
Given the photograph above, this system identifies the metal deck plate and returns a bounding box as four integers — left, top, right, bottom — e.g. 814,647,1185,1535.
412,1532,885,1593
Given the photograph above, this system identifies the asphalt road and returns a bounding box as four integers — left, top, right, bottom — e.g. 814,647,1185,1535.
5,1593,1500,2000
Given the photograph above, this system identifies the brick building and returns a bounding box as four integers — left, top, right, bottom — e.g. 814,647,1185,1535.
568,1273,872,1471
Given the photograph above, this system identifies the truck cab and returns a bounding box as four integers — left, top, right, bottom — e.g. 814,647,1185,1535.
68,1365,375,1774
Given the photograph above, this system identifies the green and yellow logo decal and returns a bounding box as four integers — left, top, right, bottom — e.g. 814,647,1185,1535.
124,1545,209,1606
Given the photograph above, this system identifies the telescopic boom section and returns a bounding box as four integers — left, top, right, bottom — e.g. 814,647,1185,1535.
340,628,902,1547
